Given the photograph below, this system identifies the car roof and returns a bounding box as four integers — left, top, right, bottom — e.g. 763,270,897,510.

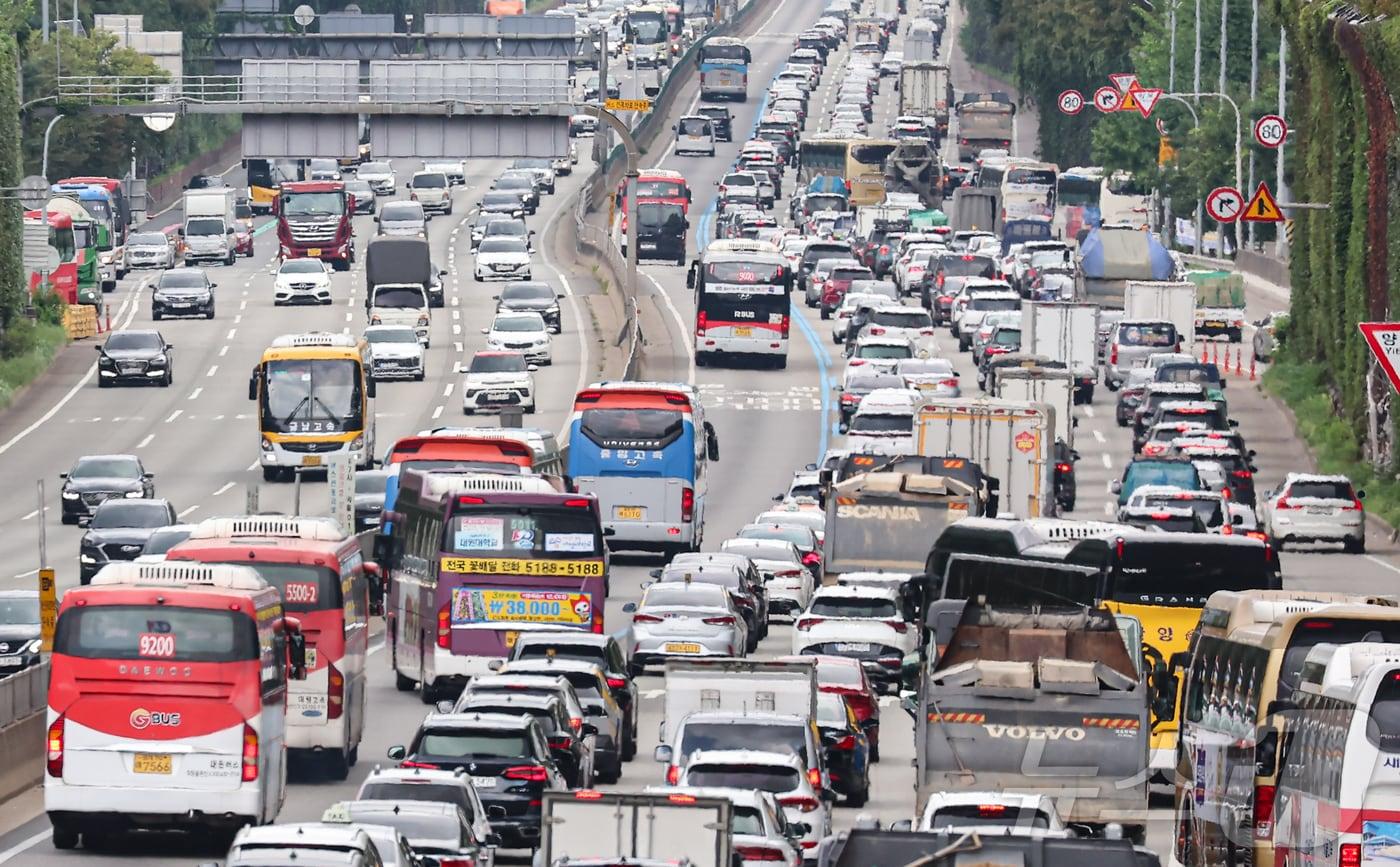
421,711,536,729
685,749,806,769
503,658,604,676
235,824,372,850
811,584,899,600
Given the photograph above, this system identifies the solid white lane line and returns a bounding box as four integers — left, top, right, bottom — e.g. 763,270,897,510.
1364,555,1400,577
22,509,38,521
137,434,154,449
0,828,53,865
212,482,236,497
642,270,695,385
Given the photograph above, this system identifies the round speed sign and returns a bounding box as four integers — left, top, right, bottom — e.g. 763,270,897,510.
1254,114,1288,149
1057,89,1084,115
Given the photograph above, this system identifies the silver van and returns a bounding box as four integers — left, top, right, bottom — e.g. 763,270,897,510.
1103,318,1181,390
408,171,452,215
674,115,717,157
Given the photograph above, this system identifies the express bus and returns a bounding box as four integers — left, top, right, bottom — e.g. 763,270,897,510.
798,136,899,207
697,36,751,101
566,382,719,554
485,0,524,13
1174,592,1400,867
44,562,306,848
24,210,79,304
249,332,376,482
1056,168,1104,240
166,516,374,779
615,170,693,223
245,158,303,214
624,4,671,68
687,239,793,368
927,517,1280,775
1274,643,1400,867
386,471,605,701
993,160,1058,222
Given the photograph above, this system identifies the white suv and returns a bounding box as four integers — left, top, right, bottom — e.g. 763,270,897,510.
462,350,537,415
409,171,452,215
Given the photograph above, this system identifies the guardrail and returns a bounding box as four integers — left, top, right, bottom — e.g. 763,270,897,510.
0,663,47,728
56,74,572,109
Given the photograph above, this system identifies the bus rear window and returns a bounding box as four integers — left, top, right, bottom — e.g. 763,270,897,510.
195,562,341,613
1281,619,1400,694
707,261,785,284
447,508,602,558
54,606,259,662
579,408,684,450
1367,673,1400,750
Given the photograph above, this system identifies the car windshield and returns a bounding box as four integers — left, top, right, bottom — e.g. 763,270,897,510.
1124,461,1199,491
849,412,913,433
723,174,756,187
104,333,161,351
139,527,191,556
993,328,1022,347
685,764,800,793
643,585,727,608
0,596,39,624
366,328,419,344
738,526,811,548
479,238,526,254
414,174,448,189
185,218,223,236
71,457,140,478
279,259,324,274
382,203,424,221
160,271,206,289
929,806,1051,830
969,297,1019,312
358,782,473,820
1158,363,1221,385
492,316,544,333
1118,323,1177,346
129,233,167,246
416,728,530,760
470,354,527,373
872,310,930,328
940,256,996,277
89,501,170,529
496,177,531,190
503,284,553,301
680,723,808,763
858,344,912,359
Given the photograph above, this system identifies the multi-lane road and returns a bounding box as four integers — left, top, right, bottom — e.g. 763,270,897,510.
0,0,1394,862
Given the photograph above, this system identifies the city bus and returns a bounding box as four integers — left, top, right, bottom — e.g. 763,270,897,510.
1274,643,1400,867
797,136,899,207
1056,168,1104,240
566,382,719,554
386,471,605,701
44,562,306,848
697,36,751,101
624,4,671,68
249,332,376,482
24,210,79,304
1174,592,1400,867
613,170,693,233
686,239,793,368
485,0,524,13
927,517,1279,775
165,516,374,779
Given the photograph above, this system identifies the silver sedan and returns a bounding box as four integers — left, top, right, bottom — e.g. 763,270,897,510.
624,581,748,674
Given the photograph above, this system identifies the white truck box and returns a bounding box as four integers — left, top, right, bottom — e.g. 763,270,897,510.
993,368,1076,448
1020,301,1099,402
660,659,816,747
540,791,733,867
1124,280,1196,349
915,398,1054,519
181,187,238,264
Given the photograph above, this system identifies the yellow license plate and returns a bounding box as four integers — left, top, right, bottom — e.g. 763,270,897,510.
133,753,172,774
303,456,323,467
504,630,520,649
615,506,643,520
307,248,322,257
665,642,702,654
1206,321,1224,328
733,327,752,337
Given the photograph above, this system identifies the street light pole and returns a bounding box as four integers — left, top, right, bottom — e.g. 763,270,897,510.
41,115,64,183
1193,0,1202,97
1276,28,1289,258
1169,91,1242,255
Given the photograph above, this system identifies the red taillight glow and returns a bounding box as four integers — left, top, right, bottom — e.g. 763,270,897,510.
504,765,548,782
681,487,694,523
46,715,64,778
606,676,627,689
801,551,821,566
795,617,823,631
1275,497,1294,510
328,662,344,720
666,764,680,785
1345,497,1364,511
438,603,451,649
870,327,886,335
568,716,583,734
1341,845,1361,867
242,723,259,782
1110,343,1119,365
632,613,665,623
702,615,736,626
887,619,908,633
548,736,574,750
979,804,1008,816
1254,784,1276,839
575,789,605,800
400,760,440,769
1056,462,1072,473
781,795,821,812
696,310,707,336
806,768,822,787
832,734,856,750
780,314,790,339
736,845,787,862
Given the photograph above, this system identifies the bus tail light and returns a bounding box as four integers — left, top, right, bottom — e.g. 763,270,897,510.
696,310,707,336
1253,784,1276,839
781,315,790,338
328,663,344,720
46,715,64,778
242,724,259,782
1341,845,1361,867
681,487,694,523
437,603,451,649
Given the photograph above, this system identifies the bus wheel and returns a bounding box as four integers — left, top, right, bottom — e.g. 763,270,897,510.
51,821,79,850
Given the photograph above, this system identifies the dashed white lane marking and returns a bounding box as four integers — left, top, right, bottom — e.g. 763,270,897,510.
178,505,200,518
1092,429,1106,444
454,342,464,353
137,434,154,449
164,410,182,423
219,345,230,357
345,312,353,322
642,688,666,700
207,365,218,377
226,328,237,339
22,509,39,521
442,383,453,398
1102,454,1113,469
432,405,444,420
246,460,260,471
234,315,242,325
1104,503,1115,516
188,387,203,401
212,482,236,497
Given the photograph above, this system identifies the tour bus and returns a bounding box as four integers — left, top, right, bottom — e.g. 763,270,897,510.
1274,643,1400,867
165,516,374,778
566,382,719,554
44,562,306,849
385,471,606,701
24,210,79,304
624,4,671,68
928,517,1279,775
697,36,751,101
687,239,793,368
987,160,1058,223
1173,591,1400,867
798,136,899,207
250,332,376,482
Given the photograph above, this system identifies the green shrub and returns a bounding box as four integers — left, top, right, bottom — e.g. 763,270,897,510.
0,320,68,411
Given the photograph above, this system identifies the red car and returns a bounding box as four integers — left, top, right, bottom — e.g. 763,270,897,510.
775,653,883,760
820,264,875,318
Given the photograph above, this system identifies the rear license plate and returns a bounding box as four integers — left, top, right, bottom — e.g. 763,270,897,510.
504,631,520,649
615,506,643,520
835,642,872,653
665,642,703,654
1206,321,1225,328
471,776,497,789
133,753,172,774
733,327,752,337
307,248,322,257
303,456,323,467
1306,507,1335,515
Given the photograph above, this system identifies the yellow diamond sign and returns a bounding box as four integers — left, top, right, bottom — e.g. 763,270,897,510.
605,98,652,113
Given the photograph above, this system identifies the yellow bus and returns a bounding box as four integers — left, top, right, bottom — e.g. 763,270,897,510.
1173,591,1400,867
249,332,376,482
797,136,899,207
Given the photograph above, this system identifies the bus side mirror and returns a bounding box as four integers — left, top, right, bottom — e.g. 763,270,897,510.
704,421,719,461
248,370,258,401
686,263,696,289
366,377,377,399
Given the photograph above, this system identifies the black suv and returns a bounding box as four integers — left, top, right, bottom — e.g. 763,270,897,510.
452,692,592,788
696,105,733,141
96,330,173,387
152,267,216,320
78,498,177,583
388,712,566,850
59,454,154,524
507,631,639,760
632,202,689,265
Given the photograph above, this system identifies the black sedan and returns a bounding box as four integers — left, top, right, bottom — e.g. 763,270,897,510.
79,498,178,584
495,281,563,333
354,469,389,533
0,591,41,678
152,268,215,320
59,453,154,524
96,330,173,387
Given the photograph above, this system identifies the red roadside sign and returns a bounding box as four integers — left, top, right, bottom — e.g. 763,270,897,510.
1360,323,1400,392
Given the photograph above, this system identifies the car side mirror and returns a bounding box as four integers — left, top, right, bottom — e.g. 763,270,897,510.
527,363,539,372
481,328,489,334
1110,480,1123,494
1229,419,1240,427
387,745,407,760
654,744,673,763
1358,490,1368,500
581,722,599,736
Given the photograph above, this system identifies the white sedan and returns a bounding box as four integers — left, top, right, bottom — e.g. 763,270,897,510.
482,311,552,365
719,538,812,621
473,236,532,282
273,257,333,305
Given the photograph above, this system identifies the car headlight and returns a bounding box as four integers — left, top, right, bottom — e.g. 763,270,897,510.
23,639,42,655
62,491,79,500
151,354,167,365
417,315,430,327
124,490,144,498
370,315,382,324
100,252,114,265
80,554,97,564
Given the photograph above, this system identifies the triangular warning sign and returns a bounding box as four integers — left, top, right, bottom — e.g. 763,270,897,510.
1242,182,1283,223
1359,322,1400,394
1118,89,1140,113
1134,88,1162,118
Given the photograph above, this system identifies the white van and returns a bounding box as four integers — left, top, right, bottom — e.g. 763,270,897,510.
674,115,716,157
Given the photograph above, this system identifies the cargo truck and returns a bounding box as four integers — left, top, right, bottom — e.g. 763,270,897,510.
915,398,1054,518
954,93,1015,160
181,186,238,266
992,367,1079,512
1073,225,1174,308
816,828,1151,867
658,659,816,749
1123,280,1196,350
1186,269,1246,341
1021,301,1099,403
898,62,953,143
950,187,1001,234
540,790,734,867
364,236,433,345
275,180,355,270
905,19,940,62
821,468,979,582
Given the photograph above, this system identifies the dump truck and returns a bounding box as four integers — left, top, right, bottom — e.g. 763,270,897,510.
950,187,1001,234
1074,225,1175,308
899,62,953,142
915,398,1054,519
954,93,1015,160
822,469,978,581
1186,269,1247,342
540,790,734,867
1021,301,1099,403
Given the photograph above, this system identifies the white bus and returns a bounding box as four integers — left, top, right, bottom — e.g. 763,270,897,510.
687,239,794,369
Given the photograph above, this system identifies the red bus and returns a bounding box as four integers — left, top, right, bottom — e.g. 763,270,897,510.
486,0,524,13
386,471,607,702
44,562,306,849
166,516,375,779
379,432,539,540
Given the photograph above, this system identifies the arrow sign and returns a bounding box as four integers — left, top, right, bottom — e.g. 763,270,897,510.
1057,89,1084,115
1094,86,1121,113
1109,72,1139,93
1360,322,1400,394
1254,114,1288,148
1242,182,1284,223
1205,186,1244,222
1133,87,1163,118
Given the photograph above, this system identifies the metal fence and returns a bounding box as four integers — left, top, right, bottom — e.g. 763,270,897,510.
0,663,48,729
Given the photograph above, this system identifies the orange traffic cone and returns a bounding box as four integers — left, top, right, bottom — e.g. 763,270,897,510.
1249,355,1257,381
1201,342,1209,363
1234,346,1243,376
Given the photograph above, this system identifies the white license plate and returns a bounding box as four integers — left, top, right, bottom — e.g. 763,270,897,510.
485,392,510,400
835,642,871,652
639,242,657,249
472,776,497,789
1306,507,1336,515
0,657,21,667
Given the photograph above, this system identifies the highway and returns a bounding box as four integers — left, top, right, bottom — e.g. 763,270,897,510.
0,0,1393,862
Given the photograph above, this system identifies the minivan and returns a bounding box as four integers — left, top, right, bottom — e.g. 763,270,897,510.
674,115,717,157
408,171,451,215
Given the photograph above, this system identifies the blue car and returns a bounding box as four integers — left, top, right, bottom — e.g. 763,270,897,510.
816,690,872,807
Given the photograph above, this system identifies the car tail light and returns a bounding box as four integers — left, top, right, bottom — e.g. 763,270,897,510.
568,716,583,734
666,764,680,785
504,765,548,782
1232,470,1254,479
796,617,824,631
1246,531,1269,541
1341,845,1361,867
941,378,960,388
1275,497,1295,510
681,487,694,523
879,245,889,254
1345,496,1364,511
632,613,665,623
1056,462,1072,473
878,655,902,668
736,845,787,862
328,662,344,720
806,768,822,787
606,676,627,690
831,734,856,750
920,328,935,336
1001,139,1011,147
401,760,440,769
548,736,574,750
840,393,858,405
978,804,1008,816
870,327,886,335
775,569,802,579
242,723,259,782
696,310,707,336
437,859,475,867
802,551,821,566
849,359,866,367
887,619,908,633
1110,343,1119,365
1248,782,1275,838
46,715,64,778
437,603,451,649
703,615,736,625
780,795,821,812
960,138,969,145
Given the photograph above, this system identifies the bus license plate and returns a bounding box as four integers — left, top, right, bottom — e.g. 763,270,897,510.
615,506,644,520
505,631,520,649
307,248,322,257
733,327,752,337
133,753,172,774
1206,321,1224,328
666,643,703,654
303,456,323,467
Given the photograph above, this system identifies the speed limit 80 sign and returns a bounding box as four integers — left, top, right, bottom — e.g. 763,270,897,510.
1254,114,1288,149
1057,89,1084,115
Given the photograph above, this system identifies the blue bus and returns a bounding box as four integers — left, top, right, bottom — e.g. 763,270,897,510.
698,36,751,101
566,382,719,554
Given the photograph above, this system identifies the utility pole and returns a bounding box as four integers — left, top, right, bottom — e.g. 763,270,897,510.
1168,0,1177,91
593,29,610,167
1193,0,1201,98
42,0,49,42
1218,0,1228,95
1276,28,1289,258
1247,0,1259,247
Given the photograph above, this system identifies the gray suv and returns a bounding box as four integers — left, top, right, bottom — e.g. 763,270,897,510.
1103,318,1180,390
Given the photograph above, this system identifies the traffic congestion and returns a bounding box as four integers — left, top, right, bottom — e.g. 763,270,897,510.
0,0,1392,866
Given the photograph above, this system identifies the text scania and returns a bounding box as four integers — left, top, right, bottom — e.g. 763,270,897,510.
836,504,923,521
984,725,1087,741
